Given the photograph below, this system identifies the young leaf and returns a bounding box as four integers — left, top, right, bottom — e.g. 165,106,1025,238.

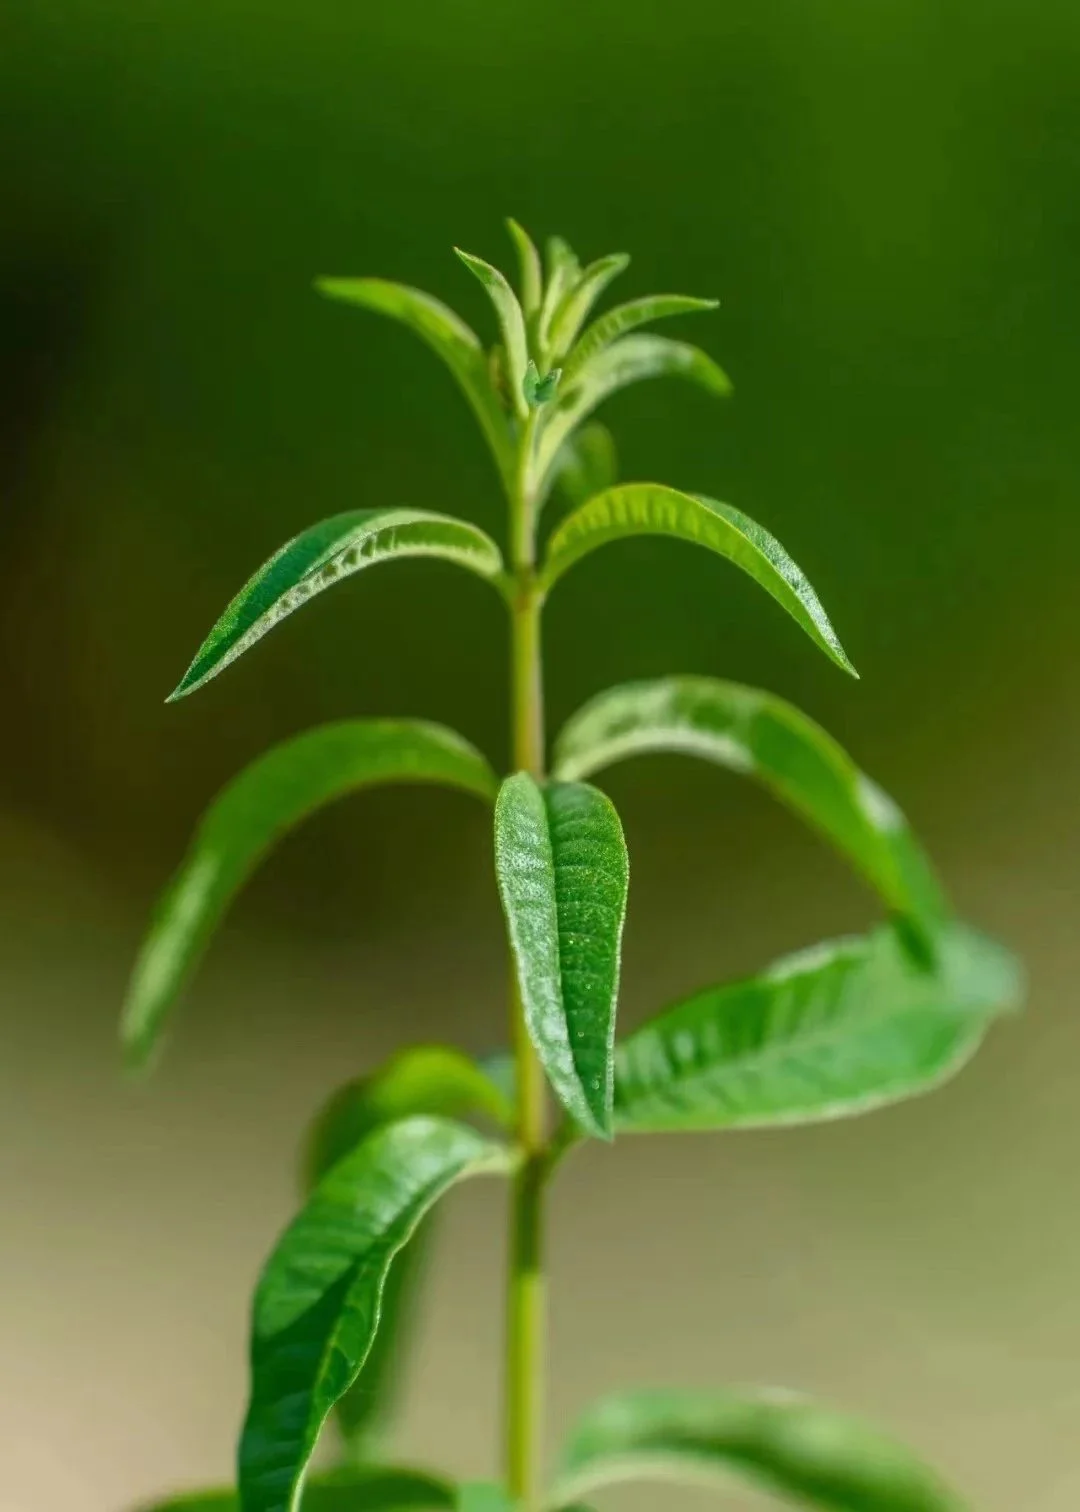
553,677,945,937
562,293,720,380
316,278,514,489
169,509,508,700
523,360,563,408
240,1116,509,1512
540,486,857,677
551,423,618,511
547,252,631,361
494,774,629,1138
505,218,543,318
121,720,497,1070
537,236,581,363
454,249,530,418
137,1466,456,1512
614,921,1022,1134
553,1388,968,1511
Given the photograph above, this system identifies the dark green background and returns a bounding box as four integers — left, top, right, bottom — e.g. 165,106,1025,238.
2,3,1077,1509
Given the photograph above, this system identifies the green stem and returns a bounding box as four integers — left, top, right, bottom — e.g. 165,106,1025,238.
505,413,548,1508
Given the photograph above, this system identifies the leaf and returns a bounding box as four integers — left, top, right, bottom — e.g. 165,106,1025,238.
537,236,581,362
494,774,629,1138
613,921,1022,1134
315,278,514,488
533,336,731,495
456,1485,516,1512
523,359,563,408
552,677,944,937
552,423,618,511
137,1466,456,1512
121,720,497,1070
539,485,856,677
505,218,543,318
547,252,631,361
240,1117,510,1512
562,293,720,380
455,248,530,418
168,509,508,700
553,1388,968,1511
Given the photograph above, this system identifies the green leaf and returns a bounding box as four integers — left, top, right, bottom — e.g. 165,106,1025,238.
121,721,497,1070
613,921,1022,1134
539,486,856,677
523,359,563,408
137,1466,456,1512
240,1117,509,1512
456,1485,516,1512
562,293,720,380
552,423,618,511
533,336,731,495
315,278,514,488
454,248,530,419
554,1388,968,1511
547,252,631,361
553,677,944,936
537,236,581,363
168,509,508,701
505,218,543,318
494,775,629,1138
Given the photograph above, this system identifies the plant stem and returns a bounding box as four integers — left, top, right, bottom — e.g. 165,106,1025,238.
505,416,548,1508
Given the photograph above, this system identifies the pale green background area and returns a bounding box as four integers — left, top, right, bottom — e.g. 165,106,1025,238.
1,0,1079,1508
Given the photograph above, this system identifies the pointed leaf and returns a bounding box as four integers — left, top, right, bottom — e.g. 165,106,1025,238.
240,1117,509,1512
537,236,581,362
316,278,514,488
553,677,943,936
455,249,530,418
563,294,720,380
547,253,631,361
614,922,1022,1134
540,486,856,677
121,721,496,1069
552,423,618,511
169,510,507,700
506,218,543,318
554,1388,968,1511
494,775,629,1137
138,1466,456,1512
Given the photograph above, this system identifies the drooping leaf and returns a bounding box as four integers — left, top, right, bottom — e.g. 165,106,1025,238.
455,249,530,418
315,278,514,488
553,677,943,936
547,252,631,361
614,921,1022,1134
168,509,508,700
456,1485,516,1512
539,486,856,677
240,1117,510,1512
533,335,731,495
537,236,581,363
121,720,497,1069
505,218,543,318
137,1466,456,1512
494,774,629,1138
553,1388,968,1511
552,423,618,511
562,293,720,380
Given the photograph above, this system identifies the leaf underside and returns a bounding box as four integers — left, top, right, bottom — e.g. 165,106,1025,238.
138,1466,456,1512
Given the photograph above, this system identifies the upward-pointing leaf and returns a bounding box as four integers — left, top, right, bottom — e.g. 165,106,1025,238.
121,720,497,1069
540,486,856,677
505,218,543,318
562,293,719,380
455,249,530,418
494,775,629,1138
537,236,581,363
547,252,631,361
554,1388,968,1511
136,1466,456,1512
169,509,507,700
553,677,943,937
239,1116,509,1512
316,278,514,489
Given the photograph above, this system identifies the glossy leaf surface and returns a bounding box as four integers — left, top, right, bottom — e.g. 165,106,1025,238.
563,293,719,379
614,922,1021,1133
547,252,631,360
139,1467,455,1512
553,677,943,934
169,509,507,700
552,423,618,511
455,248,530,417
122,721,496,1069
540,486,856,676
316,278,513,486
240,1117,509,1512
555,1388,967,1510
494,774,629,1137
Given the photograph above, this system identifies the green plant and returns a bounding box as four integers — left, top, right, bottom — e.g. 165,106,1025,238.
123,222,1022,1512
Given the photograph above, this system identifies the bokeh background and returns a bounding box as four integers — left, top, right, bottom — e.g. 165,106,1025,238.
2,1,1079,1508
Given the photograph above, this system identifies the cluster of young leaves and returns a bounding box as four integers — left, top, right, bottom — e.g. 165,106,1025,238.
124,223,1021,1512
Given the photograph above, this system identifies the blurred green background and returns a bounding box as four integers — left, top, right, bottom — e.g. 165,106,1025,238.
2,1,1078,1508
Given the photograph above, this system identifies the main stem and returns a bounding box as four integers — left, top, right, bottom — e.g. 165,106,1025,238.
505,423,548,1508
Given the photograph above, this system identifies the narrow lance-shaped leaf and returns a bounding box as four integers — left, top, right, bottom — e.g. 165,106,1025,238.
169,509,507,700
455,249,530,418
494,775,629,1138
240,1117,510,1512
505,218,543,318
135,1466,456,1512
562,293,719,380
540,485,857,677
316,278,514,489
614,921,1022,1134
547,252,630,361
537,236,581,364
552,423,618,511
553,677,944,937
553,1388,969,1511
121,720,497,1069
